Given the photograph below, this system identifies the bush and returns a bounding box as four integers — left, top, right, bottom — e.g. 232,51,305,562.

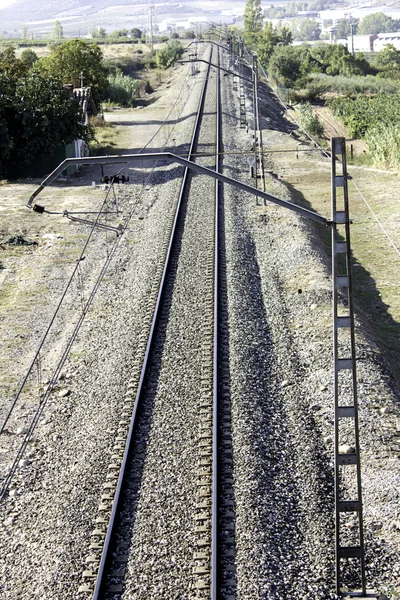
155,40,184,69
329,93,400,138
366,124,400,168
298,102,324,137
103,69,139,106
306,73,400,98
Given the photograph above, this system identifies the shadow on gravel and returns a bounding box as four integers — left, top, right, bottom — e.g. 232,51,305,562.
230,197,336,596
285,180,400,394
120,110,220,129
102,179,191,597
240,62,296,135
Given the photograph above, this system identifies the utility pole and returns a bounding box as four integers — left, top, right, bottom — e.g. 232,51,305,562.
350,22,354,55
146,0,155,51
252,53,265,193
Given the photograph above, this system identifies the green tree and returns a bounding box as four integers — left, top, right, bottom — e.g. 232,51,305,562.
244,0,264,45
278,24,293,45
131,28,142,39
53,20,63,40
358,12,399,35
268,45,303,86
0,73,16,177
256,22,279,65
155,40,184,68
292,18,321,41
36,40,108,105
374,44,400,79
310,44,370,76
20,49,39,69
336,18,358,38
0,47,28,79
184,30,196,39
374,43,400,70
0,72,88,178
171,32,180,39
92,26,107,38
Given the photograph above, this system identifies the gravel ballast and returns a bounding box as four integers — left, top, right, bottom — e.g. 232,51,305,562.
0,44,399,600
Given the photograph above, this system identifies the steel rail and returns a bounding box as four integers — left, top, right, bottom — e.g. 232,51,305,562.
90,49,214,600
211,45,221,600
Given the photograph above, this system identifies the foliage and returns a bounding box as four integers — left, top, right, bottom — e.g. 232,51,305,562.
291,18,321,41
357,12,400,35
53,20,63,40
0,47,28,79
103,69,139,106
298,102,324,136
184,30,196,39
374,44,400,79
267,43,371,88
366,124,400,168
268,45,305,87
131,28,142,39
36,39,109,106
304,72,400,99
92,27,107,39
20,49,38,69
155,40,183,69
256,22,292,65
244,0,264,45
329,93,400,138
278,25,293,46
171,32,180,39
335,18,358,38
0,72,88,178
265,0,332,18
309,45,370,76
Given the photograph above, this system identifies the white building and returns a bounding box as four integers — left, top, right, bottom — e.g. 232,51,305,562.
373,31,400,51
347,34,377,52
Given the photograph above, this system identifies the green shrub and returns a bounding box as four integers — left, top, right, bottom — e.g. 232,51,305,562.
155,40,183,69
329,93,400,138
306,73,400,98
103,69,139,106
298,102,324,137
366,124,400,168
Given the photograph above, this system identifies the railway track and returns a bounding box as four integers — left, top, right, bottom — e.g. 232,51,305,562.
77,44,231,599
1,37,392,600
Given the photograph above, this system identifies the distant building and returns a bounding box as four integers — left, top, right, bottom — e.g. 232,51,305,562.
374,31,400,51
347,34,377,53
297,11,319,18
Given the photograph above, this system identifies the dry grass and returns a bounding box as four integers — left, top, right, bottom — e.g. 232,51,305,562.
269,128,400,382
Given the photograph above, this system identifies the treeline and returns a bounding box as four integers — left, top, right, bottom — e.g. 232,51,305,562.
0,38,184,179
0,44,93,179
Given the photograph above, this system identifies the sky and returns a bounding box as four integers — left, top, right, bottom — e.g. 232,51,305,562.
0,0,17,9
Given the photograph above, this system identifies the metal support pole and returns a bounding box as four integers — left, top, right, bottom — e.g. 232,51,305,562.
331,137,367,598
251,55,258,189
253,54,265,193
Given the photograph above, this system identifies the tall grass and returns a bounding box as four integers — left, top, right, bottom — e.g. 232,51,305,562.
103,69,139,107
366,124,400,169
298,102,324,137
305,73,400,99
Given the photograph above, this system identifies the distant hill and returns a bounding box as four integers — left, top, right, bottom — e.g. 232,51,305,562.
0,0,244,38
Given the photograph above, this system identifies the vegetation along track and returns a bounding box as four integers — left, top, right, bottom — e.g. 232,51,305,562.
76,45,228,599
